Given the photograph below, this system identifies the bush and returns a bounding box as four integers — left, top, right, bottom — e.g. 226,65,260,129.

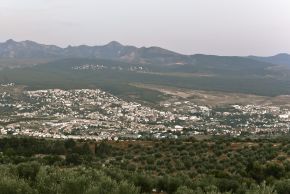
175,186,195,194
17,161,40,181
274,179,290,194
264,163,285,179
61,174,90,194
246,182,277,194
66,153,82,165
217,178,239,193
86,177,117,194
117,181,140,194
133,174,153,193
0,176,35,194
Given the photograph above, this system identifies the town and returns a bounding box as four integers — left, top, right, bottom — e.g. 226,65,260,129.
1,84,290,140
72,64,148,72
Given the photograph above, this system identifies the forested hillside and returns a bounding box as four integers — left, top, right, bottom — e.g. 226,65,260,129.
1,137,290,193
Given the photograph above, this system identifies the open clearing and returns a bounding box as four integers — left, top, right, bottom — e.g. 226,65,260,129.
132,83,290,106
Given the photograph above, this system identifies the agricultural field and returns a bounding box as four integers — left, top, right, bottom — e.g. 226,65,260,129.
0,137,290,193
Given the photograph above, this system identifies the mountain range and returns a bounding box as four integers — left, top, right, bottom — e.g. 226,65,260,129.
249,53,290,66
1,39,290,99
0,39,187,65
1,39,289,67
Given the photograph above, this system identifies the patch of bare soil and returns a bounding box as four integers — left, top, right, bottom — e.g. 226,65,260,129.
131,83,290,107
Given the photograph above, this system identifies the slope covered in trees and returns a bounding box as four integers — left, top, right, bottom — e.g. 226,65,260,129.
0,137,290,193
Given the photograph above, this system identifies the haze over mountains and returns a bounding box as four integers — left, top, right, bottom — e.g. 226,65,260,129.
0,39,187,65
1,39,290,99
0,39,289,67
249,53,290,66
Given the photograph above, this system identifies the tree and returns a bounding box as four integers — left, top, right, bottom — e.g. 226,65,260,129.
36,167,61,194
64,139,76,149
246,182,277,194
133,174,153,193
264,163,285,179
86,177,117,194
117,181,140,194
17,161,40,181
274,179,290,194
175,186,195,194
95,142,112,158
217,178,239,193
61,175,90,194
66,153,82,165
81,143,92,155
0,176,35,194
43,155,63,165
247,161,265,183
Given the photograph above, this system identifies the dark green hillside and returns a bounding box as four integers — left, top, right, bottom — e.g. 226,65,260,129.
1,137,290,193
1,57,290,100
37,58,136,69
185,54,275,75
249,53,290,66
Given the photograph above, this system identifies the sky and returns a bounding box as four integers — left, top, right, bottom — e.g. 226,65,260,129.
0,0,289,56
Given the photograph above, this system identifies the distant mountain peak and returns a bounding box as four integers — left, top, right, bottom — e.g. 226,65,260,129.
274,53,290,57
22,40,37,44
249,53,290,66
105,41,123,47
1,39,287,67
5,39,17,44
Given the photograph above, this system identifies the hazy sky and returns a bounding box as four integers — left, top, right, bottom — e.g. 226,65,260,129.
0,0,289,56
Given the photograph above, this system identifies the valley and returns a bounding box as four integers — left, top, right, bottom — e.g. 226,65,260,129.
1,84,290,140
1,40,290,140
2,1,290,193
